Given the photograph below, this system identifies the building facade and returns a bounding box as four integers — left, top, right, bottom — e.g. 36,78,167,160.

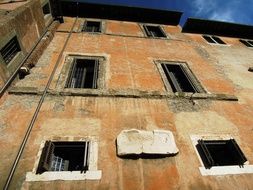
0,0,253,189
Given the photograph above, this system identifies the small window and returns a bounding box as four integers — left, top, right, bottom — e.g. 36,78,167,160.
37,141,89,174
42,3,50,15
240,39,253,47
82,21,101,33
196,139,247,169
65,58,99,89
203,35,226,45
0,36,21,65
161,63,201,93
143,25,166,38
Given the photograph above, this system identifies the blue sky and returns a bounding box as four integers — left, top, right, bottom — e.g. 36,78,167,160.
79,0,253,26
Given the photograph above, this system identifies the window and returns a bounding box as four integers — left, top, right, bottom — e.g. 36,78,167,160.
240,39,253,47
82,21,101,33
143,25,166,38
161,62,202,93
37,141,89,174
42,3,50,15
65,58,99,89
0,36,21,65
196,139,247,169
202,35,226,45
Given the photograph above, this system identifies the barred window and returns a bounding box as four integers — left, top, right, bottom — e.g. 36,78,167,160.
0,36,21,65
82,21,101,33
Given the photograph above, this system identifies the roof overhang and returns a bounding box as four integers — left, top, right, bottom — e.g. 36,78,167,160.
182,18,253,40
52,0,182,25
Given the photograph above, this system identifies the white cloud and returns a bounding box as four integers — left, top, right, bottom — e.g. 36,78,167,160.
191,0,240,23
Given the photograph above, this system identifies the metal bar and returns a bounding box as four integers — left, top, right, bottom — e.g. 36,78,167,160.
3,13,79,190
80,67,87,88
92,60,98,89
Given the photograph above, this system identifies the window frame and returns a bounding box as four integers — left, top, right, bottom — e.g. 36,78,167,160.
56,54,107,92
155,61,205,94
26,138,101,181
202,35,227,45
142,24,167,38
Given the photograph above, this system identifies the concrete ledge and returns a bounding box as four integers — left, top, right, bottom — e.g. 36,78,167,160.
25,170,102,181
116,129,179,156
199,165,253,176
8,87,238,101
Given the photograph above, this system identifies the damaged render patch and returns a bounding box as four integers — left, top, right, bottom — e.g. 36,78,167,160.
116,129,179,157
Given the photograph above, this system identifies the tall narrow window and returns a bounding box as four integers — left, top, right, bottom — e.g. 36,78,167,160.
240,39,253,47
143,25,166,38
66,58,99,89
82,21,101,33
0,36,21,65
37,141,90,174
161,63,201,93
202,35,226,45
196,139,247,169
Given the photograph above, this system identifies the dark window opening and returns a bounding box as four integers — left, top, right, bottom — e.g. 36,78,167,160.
37,141,89,174
240,39,253,47
42,3,50,15
82,21,101,33
143,25,166,38
203,35,226,45
0,36,21,65
66,58,99,89
161,63,199,93
196,139,247,169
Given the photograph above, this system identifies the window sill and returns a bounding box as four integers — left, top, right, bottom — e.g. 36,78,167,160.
25,170,102,181
199,165,253,176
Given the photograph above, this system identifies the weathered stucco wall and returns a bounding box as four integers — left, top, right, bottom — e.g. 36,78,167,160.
0,16,253,189
0,0,47,87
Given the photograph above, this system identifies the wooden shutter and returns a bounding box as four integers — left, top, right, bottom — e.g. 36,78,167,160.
197,140,215,169
179,64,199,93
83,141,90,172
36,141,55,174
229,139,247,167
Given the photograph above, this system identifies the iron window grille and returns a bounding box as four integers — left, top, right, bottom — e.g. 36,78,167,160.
0,36,21,65
143,25,166,38
161,63,202,93
82,21,102,33
202,35,226,45
65,58,99,89
37,141,90,174
196,139,247,169
239,39,253,47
